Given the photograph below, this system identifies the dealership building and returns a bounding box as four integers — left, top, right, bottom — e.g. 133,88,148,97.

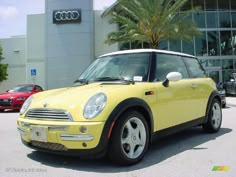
0,0,236,91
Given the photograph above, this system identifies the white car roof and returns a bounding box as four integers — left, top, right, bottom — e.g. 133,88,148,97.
99,49,196,58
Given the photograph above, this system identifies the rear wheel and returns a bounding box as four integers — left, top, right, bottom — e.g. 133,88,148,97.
108,111,149,165
203,99,222,133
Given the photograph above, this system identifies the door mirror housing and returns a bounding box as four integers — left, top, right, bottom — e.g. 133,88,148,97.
163,72,182,87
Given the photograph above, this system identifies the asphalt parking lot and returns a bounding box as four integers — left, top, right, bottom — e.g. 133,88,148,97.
0,100,236,177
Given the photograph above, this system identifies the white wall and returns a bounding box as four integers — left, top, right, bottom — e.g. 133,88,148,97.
26,14,46,89
94,10,118,57
0,36,27,92
45,0,94,89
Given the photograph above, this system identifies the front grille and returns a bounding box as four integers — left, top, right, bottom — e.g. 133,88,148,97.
0,99,12,106
31,141,68,151
26,109,72,121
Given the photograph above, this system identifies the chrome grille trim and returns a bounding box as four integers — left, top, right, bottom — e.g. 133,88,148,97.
26,109,73,121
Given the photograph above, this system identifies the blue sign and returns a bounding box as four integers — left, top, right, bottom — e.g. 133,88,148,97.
31,69,37,76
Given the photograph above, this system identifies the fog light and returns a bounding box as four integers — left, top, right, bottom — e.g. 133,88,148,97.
79,126,87,133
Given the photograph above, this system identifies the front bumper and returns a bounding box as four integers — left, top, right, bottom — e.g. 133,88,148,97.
17,118,108,156
0,100,23,110
0,104,22,110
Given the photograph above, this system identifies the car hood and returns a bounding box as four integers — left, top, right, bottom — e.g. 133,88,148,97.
0,92,29,99
30,82,137,110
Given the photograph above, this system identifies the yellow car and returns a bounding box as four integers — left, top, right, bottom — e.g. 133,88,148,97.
17,49,222,165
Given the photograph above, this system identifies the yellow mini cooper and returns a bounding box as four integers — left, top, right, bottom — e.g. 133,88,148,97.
17,49,222,165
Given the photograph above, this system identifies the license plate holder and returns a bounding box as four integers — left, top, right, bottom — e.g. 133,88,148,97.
30,126,48,142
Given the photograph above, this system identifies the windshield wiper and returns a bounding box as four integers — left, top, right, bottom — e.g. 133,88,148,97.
73,79,89,85
94,77,135,84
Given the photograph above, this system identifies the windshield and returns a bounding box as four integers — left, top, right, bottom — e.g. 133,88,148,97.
8,85,33,93
79,53,150,82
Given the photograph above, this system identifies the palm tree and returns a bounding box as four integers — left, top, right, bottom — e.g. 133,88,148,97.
0,46,8,82
105,0,201,49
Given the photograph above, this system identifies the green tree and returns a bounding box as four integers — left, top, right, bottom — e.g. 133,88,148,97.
105,0,201,49
0,46,8,82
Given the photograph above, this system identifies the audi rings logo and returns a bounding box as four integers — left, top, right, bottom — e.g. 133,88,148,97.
53,9,81,24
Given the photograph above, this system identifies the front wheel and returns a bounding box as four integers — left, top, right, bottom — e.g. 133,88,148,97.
203,99,222,133
108,111,149,165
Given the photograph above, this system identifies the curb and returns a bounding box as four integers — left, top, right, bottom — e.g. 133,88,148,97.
227,103,236,107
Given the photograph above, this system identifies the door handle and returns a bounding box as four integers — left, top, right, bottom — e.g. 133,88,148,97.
191,83,198,88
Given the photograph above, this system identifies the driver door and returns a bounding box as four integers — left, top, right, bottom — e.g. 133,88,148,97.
153,53,197,131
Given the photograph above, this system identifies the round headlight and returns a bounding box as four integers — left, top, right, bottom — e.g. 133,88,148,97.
20,96,33,115
83,93,107,119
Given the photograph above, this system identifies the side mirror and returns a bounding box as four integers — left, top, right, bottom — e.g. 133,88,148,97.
5,90,9,92
163,72,182,87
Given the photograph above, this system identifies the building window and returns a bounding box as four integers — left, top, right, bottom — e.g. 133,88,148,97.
131,41,142,49
220,31,233,55
232,31,236,55
206,12,219,28
205,0,217,11
218,0,230,11
193,0,205,10
119,43,130,50
231,1,236,10
223,70,234,82
234,59,236,69
159,41,168,50
195,31,207,56
219,12,231,28
169,40,181,52
182,39,194,55
207,59,222,67
222,59,234,69
231,12,236,28
208,31,220,56
181,0,192,11
193,12,206,28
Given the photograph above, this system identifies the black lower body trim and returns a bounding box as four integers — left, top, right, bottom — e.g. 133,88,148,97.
21,139,107,159
151,117,205,142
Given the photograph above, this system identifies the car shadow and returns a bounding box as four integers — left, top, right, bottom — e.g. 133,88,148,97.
27,127,231,172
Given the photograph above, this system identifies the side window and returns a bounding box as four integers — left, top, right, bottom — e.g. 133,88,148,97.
183,57,206,78
155,53,189,81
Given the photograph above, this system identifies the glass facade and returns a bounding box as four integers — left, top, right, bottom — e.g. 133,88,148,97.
119,0,236,83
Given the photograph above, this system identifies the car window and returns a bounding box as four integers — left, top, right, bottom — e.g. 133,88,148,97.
155,53,189,81
183,57,206,78
8,85,33,93
79,53,150,82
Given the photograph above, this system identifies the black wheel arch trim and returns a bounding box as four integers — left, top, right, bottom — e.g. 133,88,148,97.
204,90,221,124
100,98,154,147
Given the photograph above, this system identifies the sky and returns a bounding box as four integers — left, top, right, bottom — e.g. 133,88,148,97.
0,0,116,38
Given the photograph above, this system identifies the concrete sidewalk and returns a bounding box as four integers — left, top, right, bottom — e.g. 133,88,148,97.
226,97,236,107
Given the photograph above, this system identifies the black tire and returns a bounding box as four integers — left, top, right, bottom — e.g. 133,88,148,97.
0,109,4,112
222,103,226,108
203,99,222,133
108,110,149,165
